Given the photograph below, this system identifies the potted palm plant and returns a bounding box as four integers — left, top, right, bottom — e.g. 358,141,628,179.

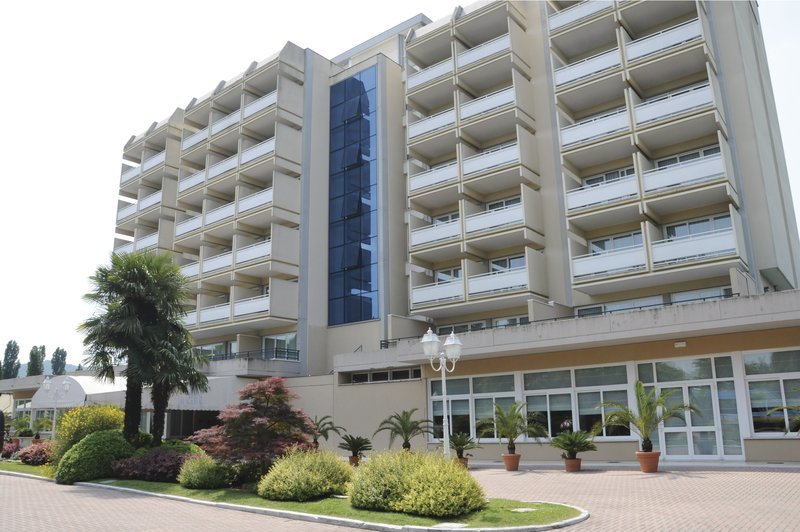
601,380,697,473
479,402,546,471
449,432,480,468
374,408,433,451
310,415,345,449
337,434,372,466
549,427,597,472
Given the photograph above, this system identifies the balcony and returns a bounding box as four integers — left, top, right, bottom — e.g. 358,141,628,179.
561,108,628,147
210,110,240,136
176,215,202,237
202,251,233,274
238,188,273,213
409,161,458,193
138,232,159,250
651,228,736,267
410,220,461,247
116,190,163,221
411,280,464,306
465,204,523,235
182,127,209,151
236,240,271,264
183,311,197,327
460,87,514,121
408,109,456,139
243,90,277,119
205,202,235,226
181,261,199,278
463,143,519,177
120,166,141,185
644,154,724,194
141,151,166,173
626,19,702,63
234,295,270,317
573,245,647,279
208,154,238,180
549,0,613,32
468,267,528,296
555,48,621,87
117,202,137,221
241,138,275,165
179,169,206,193
407,58,454,90
457,34,510,69
199,302,231,324
635,84,712,125
567,176,638,211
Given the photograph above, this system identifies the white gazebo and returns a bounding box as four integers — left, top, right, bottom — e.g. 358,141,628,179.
30,375,127,433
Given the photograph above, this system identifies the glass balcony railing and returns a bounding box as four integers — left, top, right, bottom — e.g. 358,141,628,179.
204,202,235,226
411,280,464,305
635,83,712,125
243,90,277,119
409,161,458,192
626,19,702,63
554,48,621,87
457,34,511,69
407,58,454,90
561,107,628,147
182,127,209,151
573,245,647,278
179,169,206,193
408,109,456,139
114,242,134,254
643,154,724,193
181,261,200,278
120,165,141,185
116,203,137,221
202,251,233,274
460,87,514,121
651,228,735,266
175,216,202,237
199,302,231,323
410,219,461,247
183,310,197,327
238,188,273,213
567,176,638,211
462,143,519,176
210,109,241,136
236,240,271,264
548,0,613,32
137,232,159,250
233,295,270,317
141,151,166,172
116,190,163,221
208,154,238,180
241,138,275,165
465,204,523,234
468,267,527,296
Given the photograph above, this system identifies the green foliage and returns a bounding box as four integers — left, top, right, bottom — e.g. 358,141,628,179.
373,409,433,450
128,431,154,449
602,380,697,452
55,429,135,484
478,402,546,455
448,433,480,459
257,448,352,501
177,454,230,489
337,435,372,456
12,415,31,433
310,415,345,447
160,439,204,455
26,345,45,376
349,451,485,518
51,348,68,376
3,340,20,379
55,404,124,458
549,430,597,460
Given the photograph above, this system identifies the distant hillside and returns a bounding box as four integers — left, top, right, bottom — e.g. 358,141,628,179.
16,361,78,377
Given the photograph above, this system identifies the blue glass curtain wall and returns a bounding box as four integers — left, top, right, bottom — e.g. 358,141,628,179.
328,67,379,325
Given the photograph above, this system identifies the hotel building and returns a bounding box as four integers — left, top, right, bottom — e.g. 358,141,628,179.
103,0,800,462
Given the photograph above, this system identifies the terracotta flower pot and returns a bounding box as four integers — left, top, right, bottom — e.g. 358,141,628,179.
564,458,582,473
636,451,661,473
457,457,469,469
502,453,521,471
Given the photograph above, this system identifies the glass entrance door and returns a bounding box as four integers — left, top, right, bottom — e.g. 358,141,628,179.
659,383,720,458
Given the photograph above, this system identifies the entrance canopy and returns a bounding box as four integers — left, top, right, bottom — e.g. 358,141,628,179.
30,376,127,410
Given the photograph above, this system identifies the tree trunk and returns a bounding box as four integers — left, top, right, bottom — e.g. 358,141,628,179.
124,378,143,442
641,437,653,452
151,384,169,446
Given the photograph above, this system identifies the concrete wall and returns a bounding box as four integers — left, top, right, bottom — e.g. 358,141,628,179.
743,438,800,463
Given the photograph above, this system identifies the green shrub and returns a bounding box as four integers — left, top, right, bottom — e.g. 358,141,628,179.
177,454,230,489
160,439,204,455
257,448,352,501
55,405,124,458
349,451,485,518
128,431,154,449
55,429,135,484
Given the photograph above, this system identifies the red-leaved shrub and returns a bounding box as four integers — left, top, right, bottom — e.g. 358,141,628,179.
18,441,53,465
2,440,19,458
111,448,191,482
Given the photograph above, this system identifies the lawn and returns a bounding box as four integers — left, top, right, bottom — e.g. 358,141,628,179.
0,460,49,477
105,479,582,528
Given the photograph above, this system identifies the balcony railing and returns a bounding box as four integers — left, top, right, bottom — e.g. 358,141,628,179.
204,202,235,226
561,107,628,147
407,58,454,90
410,219,461,247
626,18,702,62
573,245,647,278
651,228,736,266
141,151,166,172
236,240,271,264
243,90,277,119
462,143,519,176
238,187,273,213
567,176,638,211
241,137,275,165
465,204,523,234
175,215,202,237
408,109,456,139
115,242,134,254
210,348,299,362
181,261,199,278
411,280,464,305
202,251,233,273
120,165,141,185
548,0,613,32
635,83,712,125
182,127,209,151
409,161,458,192
233,294,270,316
644,153,724,193
179,169,206,193
199,302,231,323
460,87,514,121
117,202,137,221
116,190,163,221
208,154,238,180
555,48,621,87
211,109,241,135
457,33,511,69
468,267,527,295
183,311,197,327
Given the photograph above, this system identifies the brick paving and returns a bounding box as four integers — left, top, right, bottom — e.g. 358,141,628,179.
3,463,799,531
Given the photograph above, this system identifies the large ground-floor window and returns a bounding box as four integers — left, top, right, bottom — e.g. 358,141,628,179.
744,350,800,434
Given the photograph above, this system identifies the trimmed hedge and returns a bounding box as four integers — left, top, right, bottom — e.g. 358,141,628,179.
348,451,420,512
257,448,352,501
18,441,54,466
177,455,230,489
55,429,134,484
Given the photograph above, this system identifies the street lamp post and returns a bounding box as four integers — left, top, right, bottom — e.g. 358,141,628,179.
421,327,462,457
42,376,71,435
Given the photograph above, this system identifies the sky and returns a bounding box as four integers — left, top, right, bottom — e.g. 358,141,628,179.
0,1,797,367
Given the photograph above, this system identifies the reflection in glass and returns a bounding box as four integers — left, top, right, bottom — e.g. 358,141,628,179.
717,381,742,454
665,432,688,455
748,381,786,432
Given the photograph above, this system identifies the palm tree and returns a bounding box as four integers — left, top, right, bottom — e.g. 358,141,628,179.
374,408,433,450
310,415,345,448
478,402,547,455
80,251,190,441
601,380,697,452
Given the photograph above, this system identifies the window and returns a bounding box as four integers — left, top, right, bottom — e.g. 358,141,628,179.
744,350,800,434
671,286,733,305
263,333,297,360
656,145,720,168
434,211,459,224
346,367,421,384
578,390,630,436
527,393,572,437
493,315,530,328
590,231,642,254
487,196,520,211
665,214,731,240
490,255,525,272
583,166,635,187
437,320,487,335
435,266,461,283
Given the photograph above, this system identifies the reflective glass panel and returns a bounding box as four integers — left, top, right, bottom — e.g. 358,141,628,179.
748,381,786,432
717,381,742,455
655,358,712,382
523,370,571,390
574,365,627,387
744,351,800,375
